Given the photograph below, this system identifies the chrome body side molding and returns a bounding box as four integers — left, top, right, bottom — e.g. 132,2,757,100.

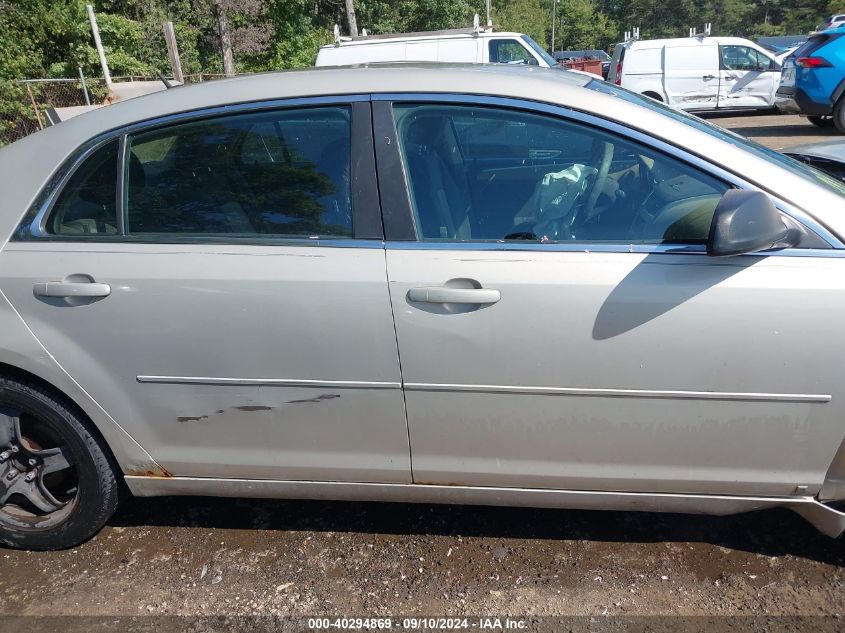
404,383,832,403
136,376,402,389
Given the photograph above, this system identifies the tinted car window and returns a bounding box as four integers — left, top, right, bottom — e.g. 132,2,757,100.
393,104,728,244
126,106,352,237
47,140,118,236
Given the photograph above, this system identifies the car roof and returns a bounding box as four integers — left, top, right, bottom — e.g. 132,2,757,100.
4,64,591,154
320,31,525,48
624,36,763,49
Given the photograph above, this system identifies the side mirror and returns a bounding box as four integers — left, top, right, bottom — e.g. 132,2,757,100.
707,190,801,257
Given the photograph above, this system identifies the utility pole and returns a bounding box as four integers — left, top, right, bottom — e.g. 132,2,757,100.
86,4,111,86
214,0,235,77
550,0,559,54
486,0,492,27
162,21,184,84
345,0,358,37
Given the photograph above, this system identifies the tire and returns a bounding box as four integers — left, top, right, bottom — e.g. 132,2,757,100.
0,377,120,550
807,115,835,128
833,98,845,134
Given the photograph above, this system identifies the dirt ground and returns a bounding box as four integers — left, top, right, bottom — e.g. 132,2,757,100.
2,111,845,632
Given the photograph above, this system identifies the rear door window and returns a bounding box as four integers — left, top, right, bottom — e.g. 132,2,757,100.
46,140,118,236
125,106,353,238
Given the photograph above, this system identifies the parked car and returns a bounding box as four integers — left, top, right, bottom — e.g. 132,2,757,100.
609,36,782,111
757,35,808,55
783,139,845,181
3,64,845,550
820,15,845,31
775,45,801,64
316,23,558,69
554,49,611,78
775,25,845,131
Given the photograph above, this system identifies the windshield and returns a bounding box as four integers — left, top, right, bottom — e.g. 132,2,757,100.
586,79,845,198
522,36,559,67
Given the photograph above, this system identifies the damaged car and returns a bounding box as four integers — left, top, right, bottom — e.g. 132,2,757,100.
2,64,845,549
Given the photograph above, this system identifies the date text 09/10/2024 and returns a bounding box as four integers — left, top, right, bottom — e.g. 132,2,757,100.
307,617,527,630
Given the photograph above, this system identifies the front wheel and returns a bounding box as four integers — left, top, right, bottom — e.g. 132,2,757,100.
0,378,120,550
807,115,835,128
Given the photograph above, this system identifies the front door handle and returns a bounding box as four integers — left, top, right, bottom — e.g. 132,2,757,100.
724,74,737,81
33,281,111,298
407,287,501,304
702,74,716,80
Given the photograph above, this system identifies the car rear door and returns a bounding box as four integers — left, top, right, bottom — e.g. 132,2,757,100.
718,44,780,108
374,95,845,498
0,98,412,483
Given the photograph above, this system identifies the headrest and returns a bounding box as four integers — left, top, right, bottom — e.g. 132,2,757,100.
405,116,447,147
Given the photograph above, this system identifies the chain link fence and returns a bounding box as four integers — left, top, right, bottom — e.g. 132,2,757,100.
0,73,231,147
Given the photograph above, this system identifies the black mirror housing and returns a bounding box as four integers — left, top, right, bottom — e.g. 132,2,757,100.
707,190,801,257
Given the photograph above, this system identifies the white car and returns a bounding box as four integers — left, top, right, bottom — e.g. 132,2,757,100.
316,23,559,69
821,15,845,30
609,36,782,111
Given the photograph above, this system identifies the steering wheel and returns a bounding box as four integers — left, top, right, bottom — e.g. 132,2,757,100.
584,141,614,218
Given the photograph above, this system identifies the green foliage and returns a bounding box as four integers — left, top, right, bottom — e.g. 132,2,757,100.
494,0,548,45
0,0,840,89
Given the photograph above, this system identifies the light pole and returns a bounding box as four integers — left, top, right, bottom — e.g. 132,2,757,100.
550,0,560,56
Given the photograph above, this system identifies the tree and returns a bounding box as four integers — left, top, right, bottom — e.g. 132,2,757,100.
494,0,547,46
345,0,359,36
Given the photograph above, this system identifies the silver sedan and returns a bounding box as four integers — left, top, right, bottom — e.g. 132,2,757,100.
2,64,845,550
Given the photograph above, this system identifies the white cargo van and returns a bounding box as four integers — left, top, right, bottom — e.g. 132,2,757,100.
608,36,782,111
315,23,560,69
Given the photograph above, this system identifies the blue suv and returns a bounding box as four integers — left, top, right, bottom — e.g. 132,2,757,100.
776,25,845,131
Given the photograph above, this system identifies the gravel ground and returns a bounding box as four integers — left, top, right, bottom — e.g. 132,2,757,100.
2,110,844,632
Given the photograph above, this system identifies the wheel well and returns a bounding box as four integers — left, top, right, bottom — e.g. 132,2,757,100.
0,362,123,480
642,91,663,102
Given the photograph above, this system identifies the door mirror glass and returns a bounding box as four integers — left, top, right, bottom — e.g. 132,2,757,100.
707,190,801,256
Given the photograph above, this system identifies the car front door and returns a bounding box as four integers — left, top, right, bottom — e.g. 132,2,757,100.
718,45,780,108
374,96,845,498
0,98,411,483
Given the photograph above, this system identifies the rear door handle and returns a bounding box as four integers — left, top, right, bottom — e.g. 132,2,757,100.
702,74,716,80
407,287,501,304
33,282,111,298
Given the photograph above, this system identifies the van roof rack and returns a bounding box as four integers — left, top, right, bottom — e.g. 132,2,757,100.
623,27,640,42
333,13,492,45
689,23,712,38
